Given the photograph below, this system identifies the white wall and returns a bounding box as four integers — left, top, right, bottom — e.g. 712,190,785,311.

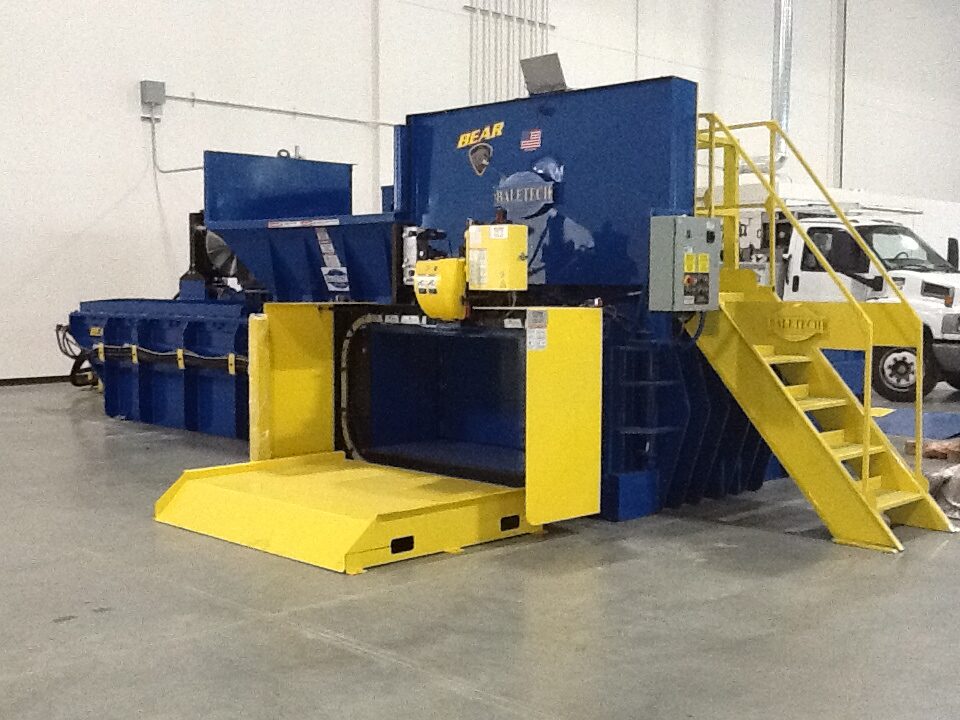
1,1,387,378
2,0,959,379
844,0,960,200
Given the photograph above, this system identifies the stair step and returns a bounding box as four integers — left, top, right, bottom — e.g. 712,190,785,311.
766,353,812,365
754,344,813,365
797,396,847,412
785,384,810,399
832,442,885,462
819,429,847,448
875,490,925,512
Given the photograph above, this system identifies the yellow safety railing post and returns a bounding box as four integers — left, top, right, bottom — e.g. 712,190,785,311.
916,334,924,480
767,124,777,290
723,142,740,270
696,115,741,269
707,116,716,220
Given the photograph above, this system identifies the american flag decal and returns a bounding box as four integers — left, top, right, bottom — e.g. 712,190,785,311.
520,128,542,151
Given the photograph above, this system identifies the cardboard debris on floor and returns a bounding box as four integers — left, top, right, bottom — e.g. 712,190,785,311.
904,437,960,462
927,465,960,521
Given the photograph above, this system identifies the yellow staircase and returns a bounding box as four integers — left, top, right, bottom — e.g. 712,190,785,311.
693,114,954,552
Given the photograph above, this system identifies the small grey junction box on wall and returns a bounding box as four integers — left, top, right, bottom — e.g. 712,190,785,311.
648,215,721,312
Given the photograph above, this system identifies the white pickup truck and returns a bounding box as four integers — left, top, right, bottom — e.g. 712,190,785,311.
754,213,960,401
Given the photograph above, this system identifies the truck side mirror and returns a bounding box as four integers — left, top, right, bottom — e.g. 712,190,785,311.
949,237,959,270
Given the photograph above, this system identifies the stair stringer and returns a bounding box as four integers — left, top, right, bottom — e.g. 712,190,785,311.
695,305,905,552
794,339,953,534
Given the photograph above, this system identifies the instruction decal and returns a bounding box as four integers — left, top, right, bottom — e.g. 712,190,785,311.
526,309,548,351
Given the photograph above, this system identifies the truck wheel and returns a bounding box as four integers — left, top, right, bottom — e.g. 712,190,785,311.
872,346,939,402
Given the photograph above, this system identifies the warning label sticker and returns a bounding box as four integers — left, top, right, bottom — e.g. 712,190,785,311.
468,248,488,286
526,327,547,351
526,309,548,351
526,309,548,329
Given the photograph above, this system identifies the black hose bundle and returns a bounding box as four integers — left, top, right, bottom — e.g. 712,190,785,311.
69,354,97,387
56,324,98,387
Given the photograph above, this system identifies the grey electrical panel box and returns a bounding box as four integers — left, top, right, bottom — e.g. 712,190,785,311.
140,80,166,106
140,80,166,119
648,215,721,311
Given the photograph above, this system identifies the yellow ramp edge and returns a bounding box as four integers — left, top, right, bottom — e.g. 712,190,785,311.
155,452,538,574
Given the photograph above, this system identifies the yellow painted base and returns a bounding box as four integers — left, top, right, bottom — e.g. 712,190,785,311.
155,452,538,574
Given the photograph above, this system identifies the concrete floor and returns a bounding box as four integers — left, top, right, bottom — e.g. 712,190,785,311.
3,384,960,719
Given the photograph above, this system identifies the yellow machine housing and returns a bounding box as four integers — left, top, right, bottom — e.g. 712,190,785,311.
156,303,602,573
413,258,467,321
465,224,528,291
413,224,528,321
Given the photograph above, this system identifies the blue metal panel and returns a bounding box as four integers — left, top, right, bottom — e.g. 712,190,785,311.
101,316,141,422
69,299,248,439
824,349,865,397
367,324,524,452
184,317,248,438
380,185,394,212
368,327,440,447
597,304,778,520
399,77,697,286
137,317,188,430
203,151,352,223
435,333,524,448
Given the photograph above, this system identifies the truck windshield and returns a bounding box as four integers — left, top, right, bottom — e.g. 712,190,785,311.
860,225,955,273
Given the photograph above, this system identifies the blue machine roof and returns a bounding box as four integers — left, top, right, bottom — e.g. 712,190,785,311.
397,76,697,286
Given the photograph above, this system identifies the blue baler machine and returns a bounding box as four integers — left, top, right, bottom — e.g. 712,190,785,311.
72,76,949,572
71,78,775,533
145,75,785,570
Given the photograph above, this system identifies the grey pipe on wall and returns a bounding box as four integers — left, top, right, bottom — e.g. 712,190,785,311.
743,0,794,174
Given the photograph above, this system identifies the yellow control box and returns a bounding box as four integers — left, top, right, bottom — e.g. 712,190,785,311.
413,258,467,321
465,224,528,291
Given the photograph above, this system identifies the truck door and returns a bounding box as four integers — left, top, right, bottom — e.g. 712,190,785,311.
782,226,874,302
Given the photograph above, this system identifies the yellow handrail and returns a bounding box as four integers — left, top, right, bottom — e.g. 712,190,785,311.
696,113,925,490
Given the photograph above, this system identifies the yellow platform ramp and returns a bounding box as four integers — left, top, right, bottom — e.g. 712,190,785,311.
156,451,536,574
156,303,601,573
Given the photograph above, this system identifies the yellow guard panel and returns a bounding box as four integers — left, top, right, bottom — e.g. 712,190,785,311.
250,303,335,460
524,307,602,524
